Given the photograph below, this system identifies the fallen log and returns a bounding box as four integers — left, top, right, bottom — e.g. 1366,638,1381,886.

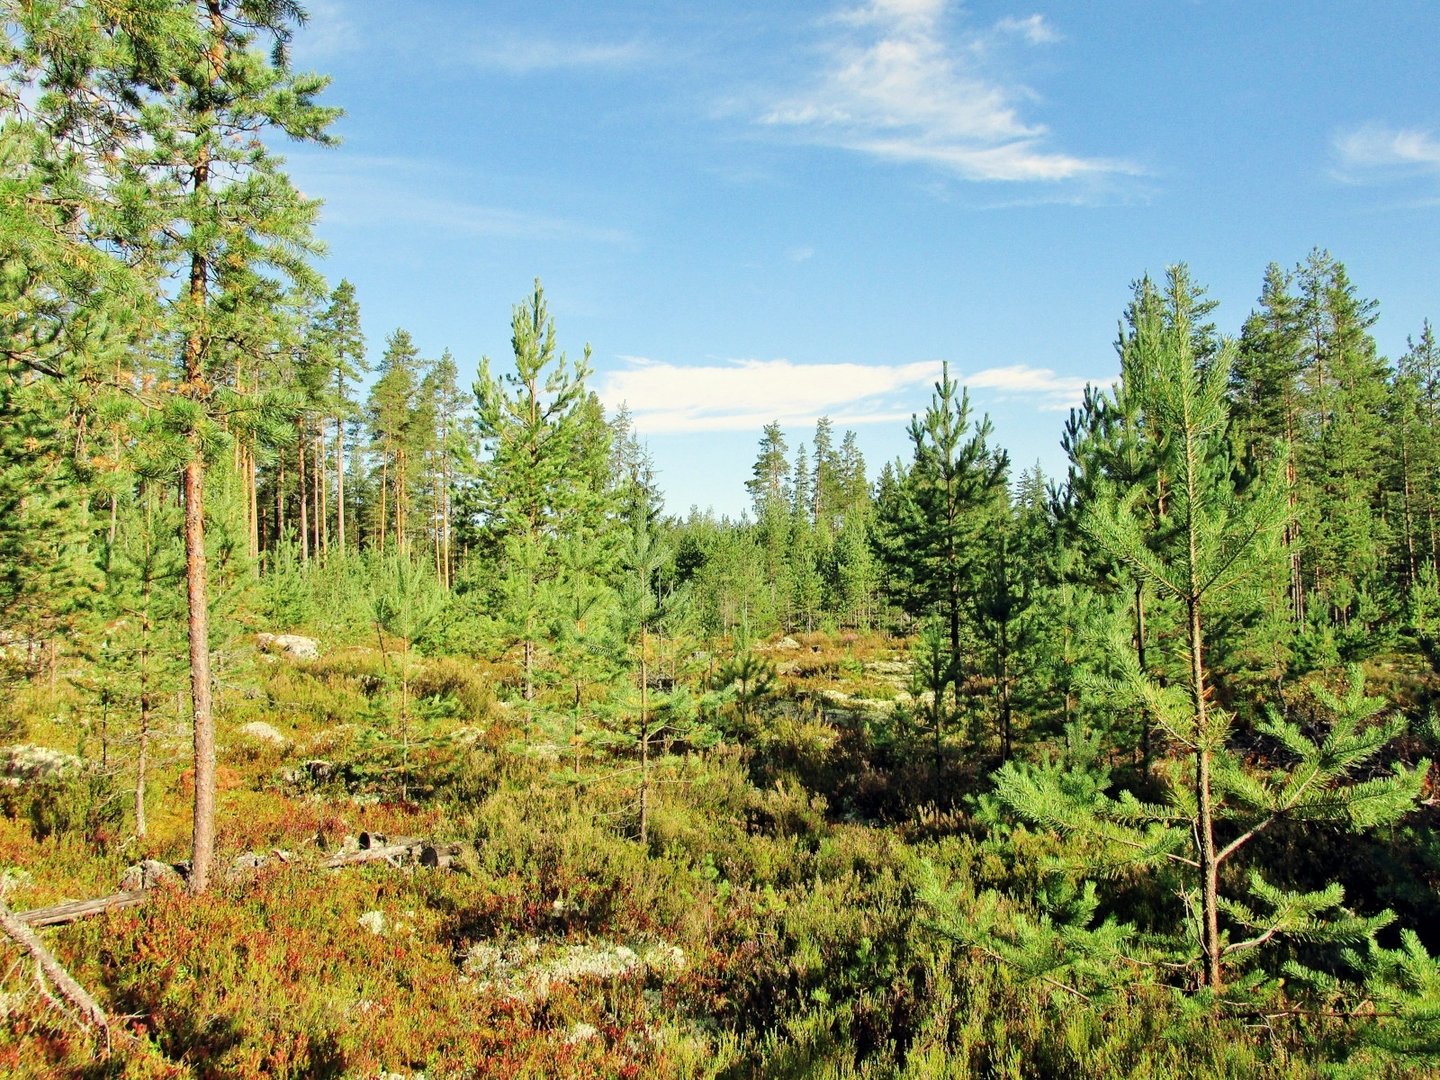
321,838,426,869
12,833,461,927
14,890,151,929
419,842,467,870
0,900,113,1042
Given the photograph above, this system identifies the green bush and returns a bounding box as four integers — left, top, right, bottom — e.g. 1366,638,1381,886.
411,655,497,723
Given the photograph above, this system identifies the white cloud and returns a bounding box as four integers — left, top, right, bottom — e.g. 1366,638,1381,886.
994,15,1060,46
962,363,1091,410
597,356,1094,434
760,1,1132,183
470,38,650,75
1332,123,1440,179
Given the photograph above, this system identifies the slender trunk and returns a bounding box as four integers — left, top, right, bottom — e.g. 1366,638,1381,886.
1283,410,1304,624
639,630,650,846
183,453,214,894
136,591,151,841
183,3,224,897
1402,441,1418,590
336,411,347,554
400,654,410,803
297,428,309,562
276,463,285,543
395,448,406,554
1135,580,1151,776
378,460,387,551
246,446,259,563
998,616,1012,763
316,429,327,557
1190,595,1221,989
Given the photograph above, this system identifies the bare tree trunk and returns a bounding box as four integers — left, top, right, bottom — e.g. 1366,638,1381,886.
639,630,650,846
1190,596,1221,990
297,428,309,563
276,463,286,544
183,452,214,894
246,446,259,562
335,414,347,554
1135,580,1151,776
136,603,151,841
182,7,223,896
316,429,327,557
998,616,1012,763
378,460,387,551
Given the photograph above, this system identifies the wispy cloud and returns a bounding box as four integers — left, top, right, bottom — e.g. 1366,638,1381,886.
288,153,633,245
994,14,1060,45
1332,123,1440,181
292,0,360,62
470,37,650,75
963,363,1091,411
759,0,1133,183
597,355,1093,434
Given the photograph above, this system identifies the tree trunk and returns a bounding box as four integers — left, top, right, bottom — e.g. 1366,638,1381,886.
297,428,309,562
639,630,649,846
136,604,151,841
1135,580,1151,776
1188,596,1222,990
276,462,285,544
316,429,327,557
182,8,224,896
246,446,259,562
335,414,347,554
378,460,387,551
998,615,1012,763
182,454,214,894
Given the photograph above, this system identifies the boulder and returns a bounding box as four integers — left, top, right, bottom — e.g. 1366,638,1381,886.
235,721,285,747
0,744,81,786
119,859,184,891
256,633,320,661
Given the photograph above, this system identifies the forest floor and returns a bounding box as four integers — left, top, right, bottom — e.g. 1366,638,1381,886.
0,632,1432,1078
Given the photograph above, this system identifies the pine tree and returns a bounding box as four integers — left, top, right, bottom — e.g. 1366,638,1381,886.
367,329,424,553
1295,251,1391,637
316,279,366,556
747,422,794,632
420,349,465,587
1233,263,1307,623
117,0,338,892
466,281,616,711
1054,279,1293,988
876,361,1008,698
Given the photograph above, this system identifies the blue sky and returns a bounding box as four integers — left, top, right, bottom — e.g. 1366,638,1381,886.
285,0,1440,517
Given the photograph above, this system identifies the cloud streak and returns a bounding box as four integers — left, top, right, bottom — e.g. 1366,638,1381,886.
759,0,1132,183
1332,123,1440,180
598,356,1093,434
469,38,651,75
288,153,632,246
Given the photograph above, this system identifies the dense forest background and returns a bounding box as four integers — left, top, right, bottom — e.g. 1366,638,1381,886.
2,3,1440,1077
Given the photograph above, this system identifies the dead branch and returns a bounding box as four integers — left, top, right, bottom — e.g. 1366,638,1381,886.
0,900,112,1045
